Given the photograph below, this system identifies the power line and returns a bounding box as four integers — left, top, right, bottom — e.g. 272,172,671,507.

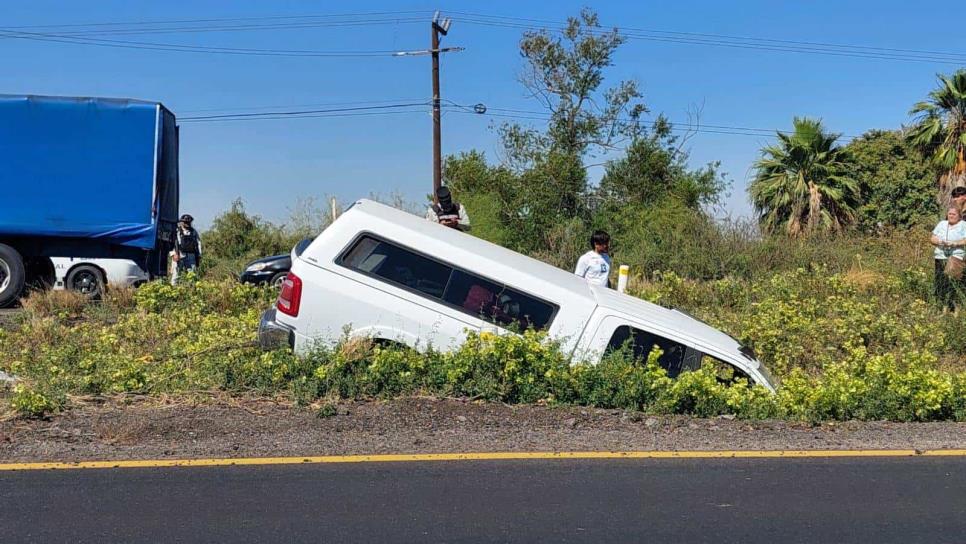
180,109,427,123
21,19,426,37
179,97,859,142
1,10,430,30
453,11,966,59
179,97,428,114
0,28,409,57
179,102,430,122
445,105,858,142
8,9,964,64
451,109,778,139
449,12,966,65
0,16,426,38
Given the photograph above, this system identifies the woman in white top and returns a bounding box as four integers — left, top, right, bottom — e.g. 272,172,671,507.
930,206,966,311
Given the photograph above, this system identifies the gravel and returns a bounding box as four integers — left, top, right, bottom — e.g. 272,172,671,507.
2,398,965,462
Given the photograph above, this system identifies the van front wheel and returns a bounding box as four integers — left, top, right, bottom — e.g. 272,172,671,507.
0,244,26,308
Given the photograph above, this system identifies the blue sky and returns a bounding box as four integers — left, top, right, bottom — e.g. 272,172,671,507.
3,1,965,227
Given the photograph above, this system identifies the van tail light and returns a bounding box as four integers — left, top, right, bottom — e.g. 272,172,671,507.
277,272,302,317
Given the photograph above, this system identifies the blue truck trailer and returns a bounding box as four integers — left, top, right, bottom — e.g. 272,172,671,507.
0,94,179,307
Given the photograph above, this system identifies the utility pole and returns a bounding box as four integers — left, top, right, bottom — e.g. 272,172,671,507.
431,11,451,201
394,12,463,201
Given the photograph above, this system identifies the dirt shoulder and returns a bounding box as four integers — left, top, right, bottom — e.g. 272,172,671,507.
3,398,966,462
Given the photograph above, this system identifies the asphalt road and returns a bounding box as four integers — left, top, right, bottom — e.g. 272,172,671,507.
0,308,19,324
2,456,964,543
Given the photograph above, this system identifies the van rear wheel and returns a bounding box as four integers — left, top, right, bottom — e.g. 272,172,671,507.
66,265,105,299
0,244,26,308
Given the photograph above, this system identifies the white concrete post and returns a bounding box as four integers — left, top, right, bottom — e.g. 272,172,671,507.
616,265,629,293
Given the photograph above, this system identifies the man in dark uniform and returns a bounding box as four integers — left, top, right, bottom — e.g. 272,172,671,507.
426,186,471,231
174,214,202,275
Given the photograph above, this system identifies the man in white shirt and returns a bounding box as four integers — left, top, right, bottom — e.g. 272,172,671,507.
574,230,612,287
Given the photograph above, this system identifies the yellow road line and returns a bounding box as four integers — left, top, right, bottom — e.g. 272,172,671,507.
2,449,966,471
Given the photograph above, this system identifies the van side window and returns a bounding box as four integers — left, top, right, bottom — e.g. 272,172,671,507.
340,236,452,299
443,270,556,331
606,325,701,378
339,235,558,330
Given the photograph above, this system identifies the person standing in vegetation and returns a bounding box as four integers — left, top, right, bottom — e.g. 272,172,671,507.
575,230,612,287
426,186,471,231
174,214,202,277
930,207,966,311
168,249,179,285
952,186,966,216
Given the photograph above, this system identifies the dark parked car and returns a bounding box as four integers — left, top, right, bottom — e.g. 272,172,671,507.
240,240,311,288
240,254,290,287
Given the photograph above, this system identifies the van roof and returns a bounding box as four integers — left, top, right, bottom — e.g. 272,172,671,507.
347,199,597,301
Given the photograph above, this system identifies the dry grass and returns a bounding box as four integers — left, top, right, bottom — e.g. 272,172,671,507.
102,287,137,314
842,266,886,292
339,336,375,362
20,289,88,320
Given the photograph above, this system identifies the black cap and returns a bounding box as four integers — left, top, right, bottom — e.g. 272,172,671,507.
179,214,194,223
436,186,452,204
436,186,456,213
952,187,966,197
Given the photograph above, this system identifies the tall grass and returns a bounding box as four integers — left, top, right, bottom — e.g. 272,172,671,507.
2,216,962,422
520,204,931,284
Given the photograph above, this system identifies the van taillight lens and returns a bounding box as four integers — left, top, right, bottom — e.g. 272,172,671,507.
277,272,302,317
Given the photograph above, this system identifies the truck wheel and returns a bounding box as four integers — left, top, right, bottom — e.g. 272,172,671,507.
66,265,105,299
0,244,26,308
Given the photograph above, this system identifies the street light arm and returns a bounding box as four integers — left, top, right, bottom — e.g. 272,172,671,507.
394,47,464,57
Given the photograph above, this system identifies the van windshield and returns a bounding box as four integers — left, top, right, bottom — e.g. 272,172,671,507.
605,325,702,378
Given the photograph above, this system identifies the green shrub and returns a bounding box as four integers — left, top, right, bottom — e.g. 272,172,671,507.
10,383,64,418
573,348,673,411
2,263,965,422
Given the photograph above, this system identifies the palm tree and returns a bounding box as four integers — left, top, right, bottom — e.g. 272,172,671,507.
906,69,966,210
749,117,859,236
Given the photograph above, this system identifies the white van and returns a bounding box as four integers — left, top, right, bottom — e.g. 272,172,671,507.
51,257,149,297
259,199,776,391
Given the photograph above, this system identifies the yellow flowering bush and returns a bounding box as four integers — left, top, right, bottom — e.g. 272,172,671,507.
0,278,285,415
2,265,965,422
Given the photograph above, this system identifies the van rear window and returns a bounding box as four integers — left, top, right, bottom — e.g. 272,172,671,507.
338,235,558,331
443,270,556,331
340,236,452,299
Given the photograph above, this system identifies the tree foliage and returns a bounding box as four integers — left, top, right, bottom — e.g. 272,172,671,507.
846,130,937,229
446,8,726,260
596,118,726,211
505,8,645,166
906,69,966,207
446,9,651,254
202,199,292,263
750,118,860,236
